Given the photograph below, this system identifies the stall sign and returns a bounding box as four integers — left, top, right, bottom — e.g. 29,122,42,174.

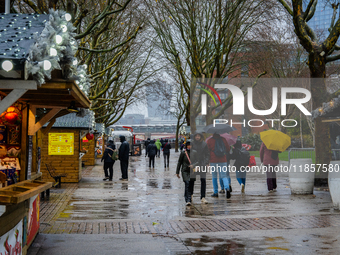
132,144,141,156
0,220,22,255
48,133,74,155
96,137,103,155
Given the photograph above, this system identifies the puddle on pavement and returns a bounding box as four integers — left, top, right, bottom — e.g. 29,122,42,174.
147,179,159,188
183,235,291,254
183,236,247,254
162,179,172,189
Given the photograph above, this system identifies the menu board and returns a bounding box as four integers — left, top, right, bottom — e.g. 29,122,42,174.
48,133,74,155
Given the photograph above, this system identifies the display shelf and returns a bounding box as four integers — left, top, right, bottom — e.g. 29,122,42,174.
0,180,52,204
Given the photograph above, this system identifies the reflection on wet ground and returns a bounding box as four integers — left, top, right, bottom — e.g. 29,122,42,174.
182,235,295,254
183,236,250,254
55,150,337,222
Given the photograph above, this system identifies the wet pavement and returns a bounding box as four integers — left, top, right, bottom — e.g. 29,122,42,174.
29,149,340,254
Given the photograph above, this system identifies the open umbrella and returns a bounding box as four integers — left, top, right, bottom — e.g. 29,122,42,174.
260,130,291,152
206,133,237,145
204,123,236,134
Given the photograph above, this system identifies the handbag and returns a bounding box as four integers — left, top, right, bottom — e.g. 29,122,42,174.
108,147,119,160
248,156,256,167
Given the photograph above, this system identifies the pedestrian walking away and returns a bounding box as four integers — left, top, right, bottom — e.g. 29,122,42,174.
191,133,210,204
144,138,151,157
260,142,280,192
118,135,130,181
155,139,162,158
176,140,196,206
101,140,116,181
207,133,231,199
230,139,249,193
146,140,157,168
162,139,171,167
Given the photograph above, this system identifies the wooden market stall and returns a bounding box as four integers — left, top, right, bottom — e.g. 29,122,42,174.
0,10,91,255
39,113,98,184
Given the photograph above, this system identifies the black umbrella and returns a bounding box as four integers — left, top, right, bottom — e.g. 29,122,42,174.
204,124,236,134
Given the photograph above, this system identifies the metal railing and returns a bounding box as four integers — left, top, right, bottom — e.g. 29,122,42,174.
288,148,340,165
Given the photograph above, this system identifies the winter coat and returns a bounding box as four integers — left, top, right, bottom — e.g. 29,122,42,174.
101,144,116,163
191,133,209,167
207,133,230,163
229,140,243,170
145,139,150,149
147,140,157,157
155,139,162,150
118,136,130,161
260,143,279,166
176,149,197,182
162,141,171,154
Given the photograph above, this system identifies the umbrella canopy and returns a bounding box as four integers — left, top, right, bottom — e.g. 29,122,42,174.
206,133,237,145
260,130,291,152
204,124,236,134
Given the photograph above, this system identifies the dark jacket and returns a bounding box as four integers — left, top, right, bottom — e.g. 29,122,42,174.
176,149,197,182
145,138,150,149
118,136,130,161
146,140,157,157
162,139,171,154
192,133,209,167
229,140,242,169
101,144,116,163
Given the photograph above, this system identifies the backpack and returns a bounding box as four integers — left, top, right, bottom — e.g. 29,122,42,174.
212,137,227,158
237,147,250,166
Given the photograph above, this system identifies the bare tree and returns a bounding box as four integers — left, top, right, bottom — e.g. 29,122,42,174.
277,0,340,172
12,0,151,127
145,0,276,132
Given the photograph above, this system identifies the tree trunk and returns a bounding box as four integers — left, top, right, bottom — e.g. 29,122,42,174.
300,111,303,148
175,119,180,152
309,51,331,186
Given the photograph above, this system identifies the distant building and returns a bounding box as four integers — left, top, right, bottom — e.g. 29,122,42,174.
146,82,176,122
307,1,338,31
116,114,146,125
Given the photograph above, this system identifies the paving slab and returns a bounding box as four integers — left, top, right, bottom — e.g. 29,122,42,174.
28,149,340,254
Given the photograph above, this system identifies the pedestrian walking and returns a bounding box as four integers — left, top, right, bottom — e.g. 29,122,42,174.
118,135,130,181
179,139,184,152
146,140,157,168
207,133,231,199
219,176,232,194
155,139,162,158
191,133,210,204
101,140,116,181
176,140,196,206
144,138,151,157
162,139,171,168
260,142,279,192
229,139,249,193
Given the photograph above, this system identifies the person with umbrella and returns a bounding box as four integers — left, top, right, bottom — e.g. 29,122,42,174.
205,124,235,198
206,132,236,194
260,130,291,192
207,133,231,198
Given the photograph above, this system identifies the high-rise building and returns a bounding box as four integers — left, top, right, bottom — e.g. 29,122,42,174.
307,1,339,31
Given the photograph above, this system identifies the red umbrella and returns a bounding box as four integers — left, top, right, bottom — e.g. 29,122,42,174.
206,133,237,145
